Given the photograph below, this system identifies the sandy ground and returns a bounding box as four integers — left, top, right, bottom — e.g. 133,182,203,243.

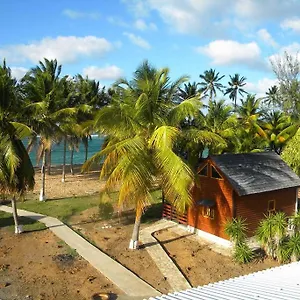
0,227,121,300
154,228,279,287
29,165,105,200
69,208,172,294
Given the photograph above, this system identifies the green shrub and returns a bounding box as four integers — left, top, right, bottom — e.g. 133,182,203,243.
225,217,248,243
98,202,114,220
233,242,254,264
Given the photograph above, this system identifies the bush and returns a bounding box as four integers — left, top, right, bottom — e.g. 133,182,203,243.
233,242,254,264
224,217,248,243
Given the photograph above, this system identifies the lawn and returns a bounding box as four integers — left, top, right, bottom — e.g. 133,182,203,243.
0,211,45,232
16,189,163,223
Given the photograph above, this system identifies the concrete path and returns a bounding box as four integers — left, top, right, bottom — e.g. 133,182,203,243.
0,205,160,298
140,220,191,292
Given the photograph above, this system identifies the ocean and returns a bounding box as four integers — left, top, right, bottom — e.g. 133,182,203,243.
27,135,105,166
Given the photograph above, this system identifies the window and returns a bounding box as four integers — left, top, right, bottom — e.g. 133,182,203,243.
211,165,222,179
199,164,208,177
268,200,276,212
202,206,215,219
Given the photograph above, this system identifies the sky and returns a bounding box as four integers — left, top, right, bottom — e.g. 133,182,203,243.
1,0,300,99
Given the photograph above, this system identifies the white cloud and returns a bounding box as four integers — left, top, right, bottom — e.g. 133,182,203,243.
281,17,300,33
121,0,150,17
198,40,262,68
246,77,278,97
257,29,278,48
62,9,100,20
10,67,28,80
134,19,157,31
82,65,123,81
123,0,300,37
123,32,151,49
107,16,129,28
268,43,300,67
0,36,113,64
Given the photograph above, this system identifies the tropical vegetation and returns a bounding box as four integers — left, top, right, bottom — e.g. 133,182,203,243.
0,51,300,249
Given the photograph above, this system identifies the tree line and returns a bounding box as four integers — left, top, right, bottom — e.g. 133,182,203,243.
1,52,300,248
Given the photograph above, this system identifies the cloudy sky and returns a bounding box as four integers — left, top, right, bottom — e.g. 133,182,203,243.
1,0,300,97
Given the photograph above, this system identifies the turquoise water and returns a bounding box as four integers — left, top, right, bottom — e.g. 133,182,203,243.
27,135,105,166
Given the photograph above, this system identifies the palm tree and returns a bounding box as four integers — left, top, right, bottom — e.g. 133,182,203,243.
199,99,237,154
259,111,299,154
234,95,266,153
177,82,200,102
264,85,279,107
84,61,202,249
224,74,247,109
199,69,224,102
0,61,35,233
22,58,76,201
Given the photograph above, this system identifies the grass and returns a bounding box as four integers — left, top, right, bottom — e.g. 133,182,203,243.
0,211,46,232
17,189,163,223
57,240,78,258
17,194,102,223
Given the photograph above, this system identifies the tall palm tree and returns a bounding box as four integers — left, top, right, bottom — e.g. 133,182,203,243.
84,61,204,249
264,85,279,107
199,69,225,102
224,74,247,109
0,61,35,233
22,58,76,201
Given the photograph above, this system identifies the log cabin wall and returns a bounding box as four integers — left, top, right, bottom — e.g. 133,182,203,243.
235,187,297,236
188,159,234,240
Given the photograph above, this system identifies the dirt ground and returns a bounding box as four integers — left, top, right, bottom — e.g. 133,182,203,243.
30,165,104,200
69,208,172,294
0,227,121,300
154,228,280,287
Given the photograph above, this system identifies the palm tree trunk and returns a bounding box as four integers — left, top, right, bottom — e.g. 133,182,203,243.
47,147,52,175
62,137,67,183
11,196,22,234
39,150,46,201
70,147,74,175
84,137,88,162
129,210,142,250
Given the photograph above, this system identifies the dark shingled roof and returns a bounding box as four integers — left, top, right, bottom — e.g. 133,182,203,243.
210,152,300,196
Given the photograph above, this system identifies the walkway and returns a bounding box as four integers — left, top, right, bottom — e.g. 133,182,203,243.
0,205,160,298
140,220,192,292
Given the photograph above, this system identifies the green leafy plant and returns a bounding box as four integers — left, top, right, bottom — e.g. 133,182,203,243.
225,218,253,264
225,217,248,243
233,242,254,264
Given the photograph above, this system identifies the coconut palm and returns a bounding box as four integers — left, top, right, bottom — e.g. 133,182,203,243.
22,58,76,200
84,61,205,249
0,61,35,233
177,82,200,102
199,99,237,154
258,111,299,154
199,69,225,102
224,74,247,109
264,85,279,107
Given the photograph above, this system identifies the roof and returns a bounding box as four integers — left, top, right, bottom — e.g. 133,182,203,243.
209,152,300,196
149,262,300,300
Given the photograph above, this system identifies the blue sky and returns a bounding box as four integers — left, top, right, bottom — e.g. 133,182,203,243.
1,0,300,98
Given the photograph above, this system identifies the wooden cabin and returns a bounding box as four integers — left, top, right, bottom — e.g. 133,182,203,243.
163,152,300,245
